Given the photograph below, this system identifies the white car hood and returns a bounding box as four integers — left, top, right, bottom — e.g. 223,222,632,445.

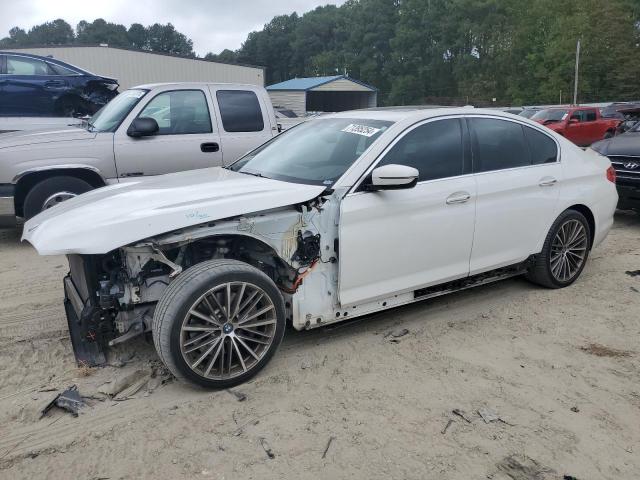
22,167,326,255
0,127,96,149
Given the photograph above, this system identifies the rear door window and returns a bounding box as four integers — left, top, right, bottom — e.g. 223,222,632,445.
6,56,50,75
470,118,530,172
585,109,597,122
138,90,212,135
216,90,264,132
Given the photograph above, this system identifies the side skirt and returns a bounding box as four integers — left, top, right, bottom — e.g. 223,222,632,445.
304,260,532,330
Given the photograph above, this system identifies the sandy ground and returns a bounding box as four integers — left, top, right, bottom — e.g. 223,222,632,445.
0,213,639,480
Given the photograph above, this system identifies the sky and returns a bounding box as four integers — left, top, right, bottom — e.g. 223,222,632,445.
0,0,346,55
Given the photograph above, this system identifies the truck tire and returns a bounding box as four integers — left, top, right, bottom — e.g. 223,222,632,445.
526,209,591,289
23,176,93,220
153,259,286,389
603,130,614,139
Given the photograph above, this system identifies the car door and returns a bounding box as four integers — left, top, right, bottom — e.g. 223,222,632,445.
339,117,477,306
3,55,67,116
113,88,223,178
0,55,6,113
209,87,275,165
583,108,600,144
468,117,562,274
566,110,589,145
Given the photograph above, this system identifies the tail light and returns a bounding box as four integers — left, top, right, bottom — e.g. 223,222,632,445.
606,165,616,183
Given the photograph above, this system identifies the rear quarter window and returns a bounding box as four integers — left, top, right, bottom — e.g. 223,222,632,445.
523,127,558,164
216,90,264,132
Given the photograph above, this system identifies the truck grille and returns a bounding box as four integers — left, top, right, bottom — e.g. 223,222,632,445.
608,156,640,186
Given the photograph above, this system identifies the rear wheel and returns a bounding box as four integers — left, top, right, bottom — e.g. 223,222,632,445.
604,130,615,139
153,259,286,389
526,210,591,288
22,176,93,219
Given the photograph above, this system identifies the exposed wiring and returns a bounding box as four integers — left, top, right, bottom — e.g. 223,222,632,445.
281,259,319,294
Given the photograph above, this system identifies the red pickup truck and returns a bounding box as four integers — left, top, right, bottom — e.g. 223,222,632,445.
531,107,620,146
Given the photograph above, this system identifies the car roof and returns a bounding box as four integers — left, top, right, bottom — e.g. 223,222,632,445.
321,106,514,123
0,50,92,75
132,82,265,90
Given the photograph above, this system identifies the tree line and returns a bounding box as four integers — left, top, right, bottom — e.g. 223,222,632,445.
0,18,194,56
219,0,640,106
2,1,640,106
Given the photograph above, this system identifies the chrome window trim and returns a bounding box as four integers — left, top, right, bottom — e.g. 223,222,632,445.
345,113,561,197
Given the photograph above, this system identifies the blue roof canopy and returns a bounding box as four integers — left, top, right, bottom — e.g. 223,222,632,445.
267,75,376,91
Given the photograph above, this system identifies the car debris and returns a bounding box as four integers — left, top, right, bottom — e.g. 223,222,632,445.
496,454,555,480
441,419,454,434
570,406,580,413
625,270,640,277
322,436,336,459
40,385,85,418
478,407,515,426
452,409,473,423
259,437,275,459
226,389,247,402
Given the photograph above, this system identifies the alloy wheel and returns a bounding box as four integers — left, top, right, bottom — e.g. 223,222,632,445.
550,219,588,282
179,281,277,380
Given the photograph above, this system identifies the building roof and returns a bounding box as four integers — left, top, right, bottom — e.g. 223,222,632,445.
267,75,376,91
1,44,264,71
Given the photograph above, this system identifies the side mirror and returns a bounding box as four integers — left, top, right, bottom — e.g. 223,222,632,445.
127,117,159,138
365,164,419,191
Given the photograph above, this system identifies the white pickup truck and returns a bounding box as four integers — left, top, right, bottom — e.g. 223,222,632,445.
0,83,281,226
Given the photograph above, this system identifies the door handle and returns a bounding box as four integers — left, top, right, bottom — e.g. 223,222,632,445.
44,80,65,87
200,142,220,153
446,192,471,205
539,177,557,187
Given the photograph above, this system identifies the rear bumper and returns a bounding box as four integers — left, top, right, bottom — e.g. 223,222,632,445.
0,184,16,228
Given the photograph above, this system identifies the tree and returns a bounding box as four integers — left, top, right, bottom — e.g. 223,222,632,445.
146,23,194,56
127,23,148,50
76,18,129,47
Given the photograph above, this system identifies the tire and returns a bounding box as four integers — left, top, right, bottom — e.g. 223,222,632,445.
153,259,286,389
22,176,93,220
604,130,614,139
526,209,591,289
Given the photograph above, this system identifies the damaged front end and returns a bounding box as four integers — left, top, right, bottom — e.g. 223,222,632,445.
62,197,337,367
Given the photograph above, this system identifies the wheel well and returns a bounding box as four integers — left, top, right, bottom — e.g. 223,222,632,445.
566,204,595,247
170,234,296,290
14,169,105,217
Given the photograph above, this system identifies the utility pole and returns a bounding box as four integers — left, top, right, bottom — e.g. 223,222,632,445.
573,39,581,106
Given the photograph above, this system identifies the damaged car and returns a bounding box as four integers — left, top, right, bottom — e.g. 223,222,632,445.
23,108,618,388
0,51,118,117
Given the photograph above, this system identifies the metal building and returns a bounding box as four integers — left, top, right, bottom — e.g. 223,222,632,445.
267,75,377,116
3,45,265,88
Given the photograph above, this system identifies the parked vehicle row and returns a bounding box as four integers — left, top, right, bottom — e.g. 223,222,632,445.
0,51,118,118
530,106,620,146
22,108,617,388
0,82,280,226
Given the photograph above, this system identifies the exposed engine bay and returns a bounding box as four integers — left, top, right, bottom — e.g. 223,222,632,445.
63,195,339,366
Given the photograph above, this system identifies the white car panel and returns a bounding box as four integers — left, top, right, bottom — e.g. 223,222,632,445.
22,167,325,255
469,162,562,274
339,175,477,306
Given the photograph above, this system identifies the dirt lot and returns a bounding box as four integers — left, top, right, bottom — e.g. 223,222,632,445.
0,213,639,480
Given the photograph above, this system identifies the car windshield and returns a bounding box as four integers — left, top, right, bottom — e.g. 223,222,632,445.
88,89,148,132
228,118,393,186
519,109,539,118
531,109,568,123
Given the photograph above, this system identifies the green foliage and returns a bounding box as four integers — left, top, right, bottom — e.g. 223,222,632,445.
231,0,640,105
0,19,195,57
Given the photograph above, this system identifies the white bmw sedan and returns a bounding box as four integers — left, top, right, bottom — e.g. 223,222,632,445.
23,107,618,388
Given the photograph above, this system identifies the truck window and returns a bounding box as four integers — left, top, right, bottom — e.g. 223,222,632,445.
216,90,264,132
585,110,597,122
138,90,212,135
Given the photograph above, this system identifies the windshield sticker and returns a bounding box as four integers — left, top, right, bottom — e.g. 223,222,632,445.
342,124,382,137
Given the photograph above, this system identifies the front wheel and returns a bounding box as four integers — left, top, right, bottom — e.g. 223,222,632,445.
152,259,286,389
22,176,93,219
526,210,591,289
